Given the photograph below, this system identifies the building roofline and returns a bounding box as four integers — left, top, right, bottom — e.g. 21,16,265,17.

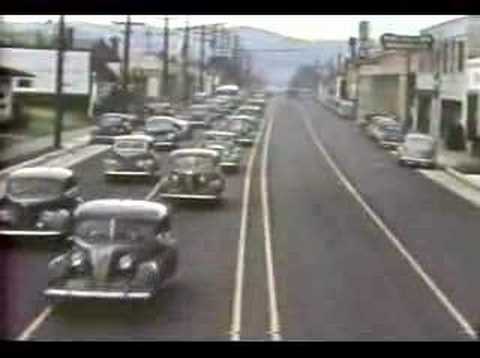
421,16,468,33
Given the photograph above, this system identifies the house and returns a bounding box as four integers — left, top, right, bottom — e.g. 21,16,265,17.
0,65,35,125
414,16,480,154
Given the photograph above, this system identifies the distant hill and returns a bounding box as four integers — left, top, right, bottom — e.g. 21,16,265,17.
231,26,348,86
1,21,348,86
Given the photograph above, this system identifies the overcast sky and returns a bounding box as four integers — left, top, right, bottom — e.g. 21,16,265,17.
3,15,464,41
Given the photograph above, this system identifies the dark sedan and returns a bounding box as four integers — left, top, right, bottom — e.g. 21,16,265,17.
44,199,178,301
90,114,133,144
144,117,182,151
0,167,83,238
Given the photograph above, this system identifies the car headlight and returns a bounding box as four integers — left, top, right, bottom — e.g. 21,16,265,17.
198,174,208,184
137,159,154,168
0,209,14,223
118,255,134,271
167,133,176,140
104,158,119,166
170,173,180,183
71,251,86,268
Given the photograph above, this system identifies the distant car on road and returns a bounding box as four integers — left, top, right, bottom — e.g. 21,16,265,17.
91,114,133,144
366,115,397,140
158,148,226,201
145,116,192,141
144,117,182,151
397,133,438,169
187,104,214,128
246,98,266,112
235,105,263,120
103,135,159,180
0,167,83,239
44,199,178,301
227,115,260,146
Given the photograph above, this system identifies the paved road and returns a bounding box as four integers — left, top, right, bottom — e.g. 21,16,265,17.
4,96,480,340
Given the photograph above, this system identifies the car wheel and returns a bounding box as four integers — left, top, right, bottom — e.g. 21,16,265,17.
398,159,405,167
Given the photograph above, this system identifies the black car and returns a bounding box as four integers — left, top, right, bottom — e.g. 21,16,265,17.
0,167,83,238
144,117,182,151
91,114,133,144
44,199,178,301
145,116,192,141
103,135,160,179
158,148,226,201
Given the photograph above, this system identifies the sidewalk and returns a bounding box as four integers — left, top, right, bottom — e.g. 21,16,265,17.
0,126,94,169
436,145,480,190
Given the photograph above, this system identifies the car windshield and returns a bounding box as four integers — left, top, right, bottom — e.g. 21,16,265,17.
171,155,215,171
7,178,64,200
114,140,147,151
383,125,401,133
74,218,157,243
146,120,175,132
100,116,122,126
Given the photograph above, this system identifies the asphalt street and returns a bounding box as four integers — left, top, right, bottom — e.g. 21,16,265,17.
3,96,480,340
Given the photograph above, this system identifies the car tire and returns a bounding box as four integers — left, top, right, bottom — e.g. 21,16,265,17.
398,159,405,167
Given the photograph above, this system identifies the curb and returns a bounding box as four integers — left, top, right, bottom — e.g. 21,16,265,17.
0,137,91,179
444,166,480,191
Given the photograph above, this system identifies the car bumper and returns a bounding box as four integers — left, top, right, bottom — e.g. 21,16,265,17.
220,161,240,168
90,135,116,144
236,138,255,145
44,288,152,300
159,193,220,200
380,141,402,149
0,229,63,237
400,156,436,167
153,142,177,149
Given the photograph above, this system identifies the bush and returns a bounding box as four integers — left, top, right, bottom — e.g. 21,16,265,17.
446,123,466,150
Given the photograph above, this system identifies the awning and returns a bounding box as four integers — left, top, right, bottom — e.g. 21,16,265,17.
0,65,35,78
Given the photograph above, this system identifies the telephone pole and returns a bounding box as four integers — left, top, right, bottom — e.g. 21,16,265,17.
113,16,145,93
181,20,190,103
162,16,169,99
54,15,65,149
199,25,206,92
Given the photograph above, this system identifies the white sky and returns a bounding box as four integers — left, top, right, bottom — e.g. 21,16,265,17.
3,15,464,41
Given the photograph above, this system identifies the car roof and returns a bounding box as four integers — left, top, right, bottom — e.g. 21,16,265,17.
169,148,220,158
230,115,257,122
114,134,153,143
238,105,261,110
101,112,136,118
9,167,74,181
75,199,169,221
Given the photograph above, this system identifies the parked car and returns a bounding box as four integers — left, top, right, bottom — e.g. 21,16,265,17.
336,100,356,119
103,135,160,179
227,115,260,146
373,121,404,149
0,167,83,238
91,113,133,144
246,98,266,112
397,133,438,169
366,115,397,140
158,148,226,201
144,117,182,151
200,131,243,171
145,116,192,141
44,199,178,301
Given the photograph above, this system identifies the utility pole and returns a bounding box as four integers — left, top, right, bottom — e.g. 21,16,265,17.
113,16,145,93
162,16,169,99
181,20,190,104
54,15,65,149
199,25,206,93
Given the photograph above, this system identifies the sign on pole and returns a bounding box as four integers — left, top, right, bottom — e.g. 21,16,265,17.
380,33,434,51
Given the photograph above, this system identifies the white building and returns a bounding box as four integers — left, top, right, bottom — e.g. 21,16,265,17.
414,16,480,153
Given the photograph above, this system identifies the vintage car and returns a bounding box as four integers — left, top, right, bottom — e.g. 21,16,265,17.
366,116,397,140
44,199,178,301
103,135,160,179
192,92,208,104
144,116,182,151
100,112,143,128
373,121,404,149
397,133,438,169
186,104,213,128
91,113,133,144
235,105,263,120
144,102,175,117
200,131,243,171
246,98,266,111
145,116,192,141
0,167,83,238
158,148,226,201
227,115,260,146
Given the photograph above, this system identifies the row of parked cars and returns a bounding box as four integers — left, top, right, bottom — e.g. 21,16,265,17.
0,86,268,302
360,112,438,169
